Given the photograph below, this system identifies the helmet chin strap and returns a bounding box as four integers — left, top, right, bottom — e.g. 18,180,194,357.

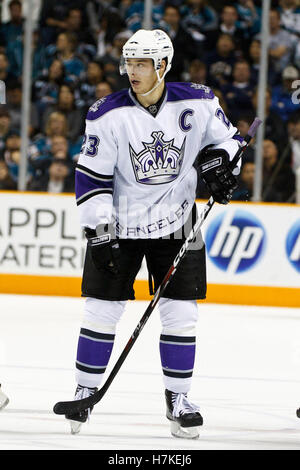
140,70,165,97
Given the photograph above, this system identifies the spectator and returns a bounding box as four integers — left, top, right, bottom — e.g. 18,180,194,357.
33,59,66,118
204,33,237,88
232,159,280,202
0,107,12,157
220,59,254,123
118,0,134,19
270,65,300,122
76,61,105,110
247,38,278,86
251,86,289,153
160,4,198,81
46,32,86,83
86,0,125,46
287,111,300,173
28,158,75,193
232,160,255,201
279,0,300,36
205,4,247,55
219,4,241,36
3,129,33,184
6,29,46,81
63,7,96,60
181,0,219,39
234,0,261,37
263,8,297,74
30,132,77,177
247,38,261,84
93,4,127,58
186,59,207,84
98,28,131,61
43,112,82,161
39,0,87,46
163,3,204,55
0,159,17,190
6,80,39,136
125,0,164,33
98,30,131,91
0,51,15,83
49,135,72,161
28,111,69,172
0,0,24,48
47,134,78,169
42,83,85,142
293,32,300,69
95,80,113,100
44,110,69,141
1,0,41,27
212,88,229,116
63,6,95,45
4,130,21,166
262,138,295,202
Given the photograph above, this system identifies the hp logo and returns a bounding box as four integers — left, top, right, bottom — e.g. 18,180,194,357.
205,210,266,274
286,219,300,272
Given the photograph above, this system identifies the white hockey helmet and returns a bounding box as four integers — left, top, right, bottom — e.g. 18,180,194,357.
120,29,174,80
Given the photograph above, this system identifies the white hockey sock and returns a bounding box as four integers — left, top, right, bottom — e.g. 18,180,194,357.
159,298,198,394
75,298,126,388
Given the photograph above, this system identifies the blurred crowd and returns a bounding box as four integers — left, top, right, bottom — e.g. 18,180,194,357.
0,0,299,203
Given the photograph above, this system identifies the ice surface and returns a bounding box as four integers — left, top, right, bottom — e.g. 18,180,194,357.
0,294,300,450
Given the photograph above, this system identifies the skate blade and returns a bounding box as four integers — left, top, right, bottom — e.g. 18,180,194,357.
69,420,82,435
0,397,9,411
170,421,199,439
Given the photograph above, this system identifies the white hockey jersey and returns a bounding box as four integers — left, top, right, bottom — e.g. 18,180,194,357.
75,82,243,238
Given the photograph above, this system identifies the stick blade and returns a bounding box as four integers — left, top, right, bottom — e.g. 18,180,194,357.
53,391,101,415
53,401,73,415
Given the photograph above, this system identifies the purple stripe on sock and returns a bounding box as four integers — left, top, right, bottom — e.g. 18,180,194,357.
159,342,196,371
76,336,114,367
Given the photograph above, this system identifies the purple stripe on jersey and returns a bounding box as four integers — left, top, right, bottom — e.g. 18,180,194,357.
166,82,214,102
232,132,244,144
76,335,114,367
86,89,134,121
75,169,113,200
159,342,196,372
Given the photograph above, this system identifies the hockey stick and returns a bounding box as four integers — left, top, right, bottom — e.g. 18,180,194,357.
53,117,261,416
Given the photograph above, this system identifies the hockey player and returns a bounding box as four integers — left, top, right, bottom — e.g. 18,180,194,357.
67,29,241,438
0,384,9,410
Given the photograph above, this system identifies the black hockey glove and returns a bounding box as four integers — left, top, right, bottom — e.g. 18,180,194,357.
197,147,238,204
85,224,121,275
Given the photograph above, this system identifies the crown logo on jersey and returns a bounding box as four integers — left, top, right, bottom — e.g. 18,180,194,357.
129,131,186,185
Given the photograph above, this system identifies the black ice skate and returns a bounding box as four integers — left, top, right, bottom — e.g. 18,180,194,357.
0,384,9,410
65,385,97,434
165,389,203,439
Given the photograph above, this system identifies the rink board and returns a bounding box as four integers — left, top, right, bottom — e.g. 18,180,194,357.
0,191,299,307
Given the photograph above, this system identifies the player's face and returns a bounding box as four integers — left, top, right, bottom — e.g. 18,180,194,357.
125,59,158,95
